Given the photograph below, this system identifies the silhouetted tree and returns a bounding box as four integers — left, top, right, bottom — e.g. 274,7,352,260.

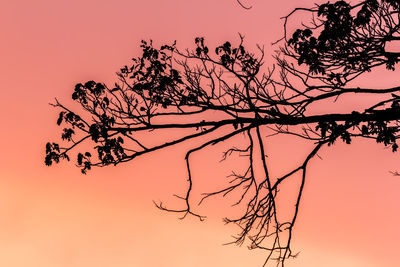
45,0,400,265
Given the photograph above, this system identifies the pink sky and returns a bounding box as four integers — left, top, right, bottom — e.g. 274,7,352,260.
1,0,400,266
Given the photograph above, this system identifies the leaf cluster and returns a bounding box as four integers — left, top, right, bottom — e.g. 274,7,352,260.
286,0,400,79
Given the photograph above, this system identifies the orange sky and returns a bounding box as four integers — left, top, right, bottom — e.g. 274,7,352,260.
1,0,400,266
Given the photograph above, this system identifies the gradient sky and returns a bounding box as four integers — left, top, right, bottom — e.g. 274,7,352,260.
1,0,400,266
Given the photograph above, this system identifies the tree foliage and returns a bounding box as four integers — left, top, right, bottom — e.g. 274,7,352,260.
46,0,400,265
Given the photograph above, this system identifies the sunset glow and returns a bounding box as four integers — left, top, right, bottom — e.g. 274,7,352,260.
1,0,400,266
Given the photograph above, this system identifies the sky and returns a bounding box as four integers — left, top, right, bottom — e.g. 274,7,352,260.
1,0,400,266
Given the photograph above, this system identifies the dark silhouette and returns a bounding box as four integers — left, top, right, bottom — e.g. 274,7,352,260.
45,1,400,266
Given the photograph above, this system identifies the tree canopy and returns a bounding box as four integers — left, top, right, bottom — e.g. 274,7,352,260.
46,0,400,265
